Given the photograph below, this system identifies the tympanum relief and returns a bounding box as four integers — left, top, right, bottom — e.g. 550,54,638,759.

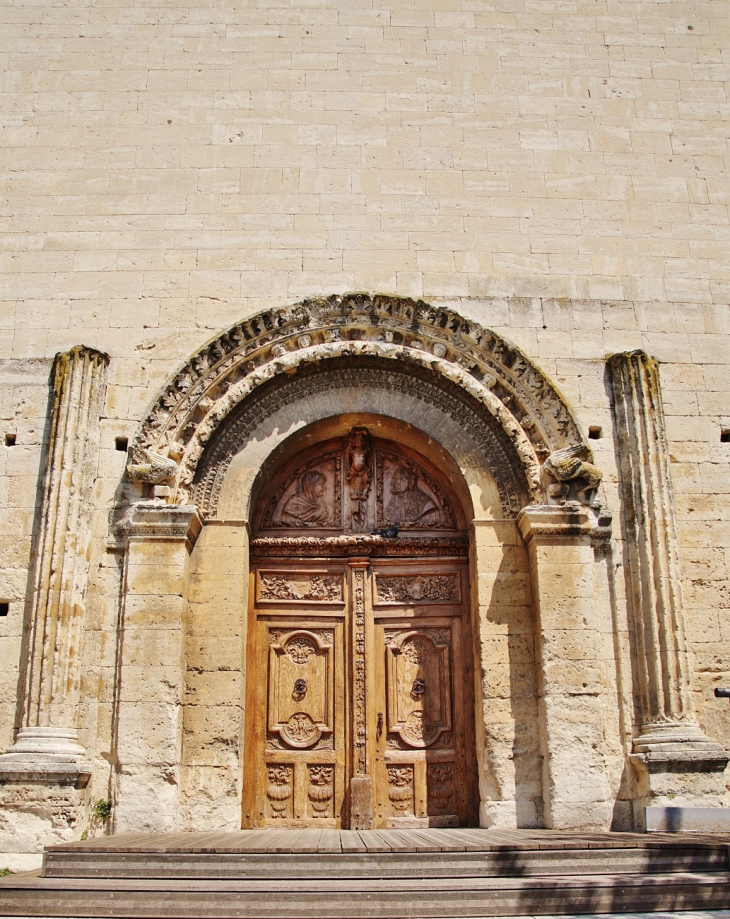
257,428,458,537
263,454,341,528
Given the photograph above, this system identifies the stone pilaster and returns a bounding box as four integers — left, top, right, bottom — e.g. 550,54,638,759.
0,346,109,785
517,504,613,831
112,503,201,834
607,351,727,819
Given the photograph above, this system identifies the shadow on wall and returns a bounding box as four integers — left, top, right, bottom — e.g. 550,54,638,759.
481,534,543,829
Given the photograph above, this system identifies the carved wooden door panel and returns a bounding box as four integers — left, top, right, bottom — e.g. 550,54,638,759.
243,565,347,828
245,427,477,828
370,562,476,828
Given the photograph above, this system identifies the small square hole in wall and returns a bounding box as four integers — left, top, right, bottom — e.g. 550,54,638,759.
4,433,16,447
115,437,128,452
0,603,8,617
588,426,602,440
721,429,730,443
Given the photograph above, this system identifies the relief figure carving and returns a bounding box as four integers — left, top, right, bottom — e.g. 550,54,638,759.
542,444,602,506
281,470,333,525
126,443,183,485
385,465,441,527
345,427,372,528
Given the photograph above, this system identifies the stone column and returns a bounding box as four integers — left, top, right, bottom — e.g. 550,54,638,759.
0,346,108,784
517,504,613,831
607,351,727,815
112,503,201,834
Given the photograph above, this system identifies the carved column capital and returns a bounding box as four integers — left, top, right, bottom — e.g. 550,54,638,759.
118,503,203,550
517,503,609,544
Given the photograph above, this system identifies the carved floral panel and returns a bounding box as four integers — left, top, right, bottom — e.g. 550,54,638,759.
375,573,460,605
266,765,293,820
387,765,415,817
307,765,335,819
257,571,343,604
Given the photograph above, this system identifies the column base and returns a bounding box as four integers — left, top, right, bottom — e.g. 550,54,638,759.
0,727,91,786
630,724,729,830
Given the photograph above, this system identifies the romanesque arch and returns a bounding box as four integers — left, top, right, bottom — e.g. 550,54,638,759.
127,294,595,516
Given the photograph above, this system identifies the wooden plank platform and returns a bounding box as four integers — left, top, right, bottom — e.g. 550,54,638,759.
43,827,730,855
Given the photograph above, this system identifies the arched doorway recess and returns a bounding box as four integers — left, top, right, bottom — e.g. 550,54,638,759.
243,419,479,828
115,295,615,835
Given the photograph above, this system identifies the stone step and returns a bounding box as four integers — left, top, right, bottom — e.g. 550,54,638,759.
1,870,729,917
42,845,730,879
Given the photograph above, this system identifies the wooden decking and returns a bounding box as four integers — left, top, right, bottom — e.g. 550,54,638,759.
45,826,730,855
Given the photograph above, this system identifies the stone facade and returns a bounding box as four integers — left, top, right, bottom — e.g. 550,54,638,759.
0,0,729,854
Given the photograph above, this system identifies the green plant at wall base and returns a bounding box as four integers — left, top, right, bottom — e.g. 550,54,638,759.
80,798,113,841
0,868,12,877
92,798,112,822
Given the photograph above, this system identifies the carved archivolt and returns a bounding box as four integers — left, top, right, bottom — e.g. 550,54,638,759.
128,294,591,515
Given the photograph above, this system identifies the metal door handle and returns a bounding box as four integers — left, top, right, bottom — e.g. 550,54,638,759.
376,712,383,739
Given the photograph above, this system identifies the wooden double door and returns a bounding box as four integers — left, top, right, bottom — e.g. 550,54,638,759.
243,556,477,829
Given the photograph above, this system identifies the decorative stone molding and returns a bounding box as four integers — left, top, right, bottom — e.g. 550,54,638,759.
128,295,591,513
0,346,108,783
116,503,203,550
517,501,602,543
607,351,726,764
249,534,469,558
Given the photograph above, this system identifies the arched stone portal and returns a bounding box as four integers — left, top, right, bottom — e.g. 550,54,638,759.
113,296,617,835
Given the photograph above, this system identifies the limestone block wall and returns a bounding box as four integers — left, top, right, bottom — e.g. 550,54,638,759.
0,0,729,845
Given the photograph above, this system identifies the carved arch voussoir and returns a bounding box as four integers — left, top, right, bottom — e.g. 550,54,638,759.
130,294,588,514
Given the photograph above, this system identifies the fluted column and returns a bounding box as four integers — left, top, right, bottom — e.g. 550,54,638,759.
0,346,109,782
608,351,726,818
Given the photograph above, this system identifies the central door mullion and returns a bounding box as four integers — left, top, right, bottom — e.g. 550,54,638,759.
348,557,373,829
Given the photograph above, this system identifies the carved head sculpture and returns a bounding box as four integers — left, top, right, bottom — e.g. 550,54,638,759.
390,465,418,495
298,470,326,498
281,470,332,525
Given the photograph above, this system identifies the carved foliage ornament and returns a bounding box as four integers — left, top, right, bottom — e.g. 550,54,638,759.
377,574,459,604
258,573,342,602
129,295,590,511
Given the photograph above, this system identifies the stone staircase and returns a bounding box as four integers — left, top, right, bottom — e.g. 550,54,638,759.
1,828,729,917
